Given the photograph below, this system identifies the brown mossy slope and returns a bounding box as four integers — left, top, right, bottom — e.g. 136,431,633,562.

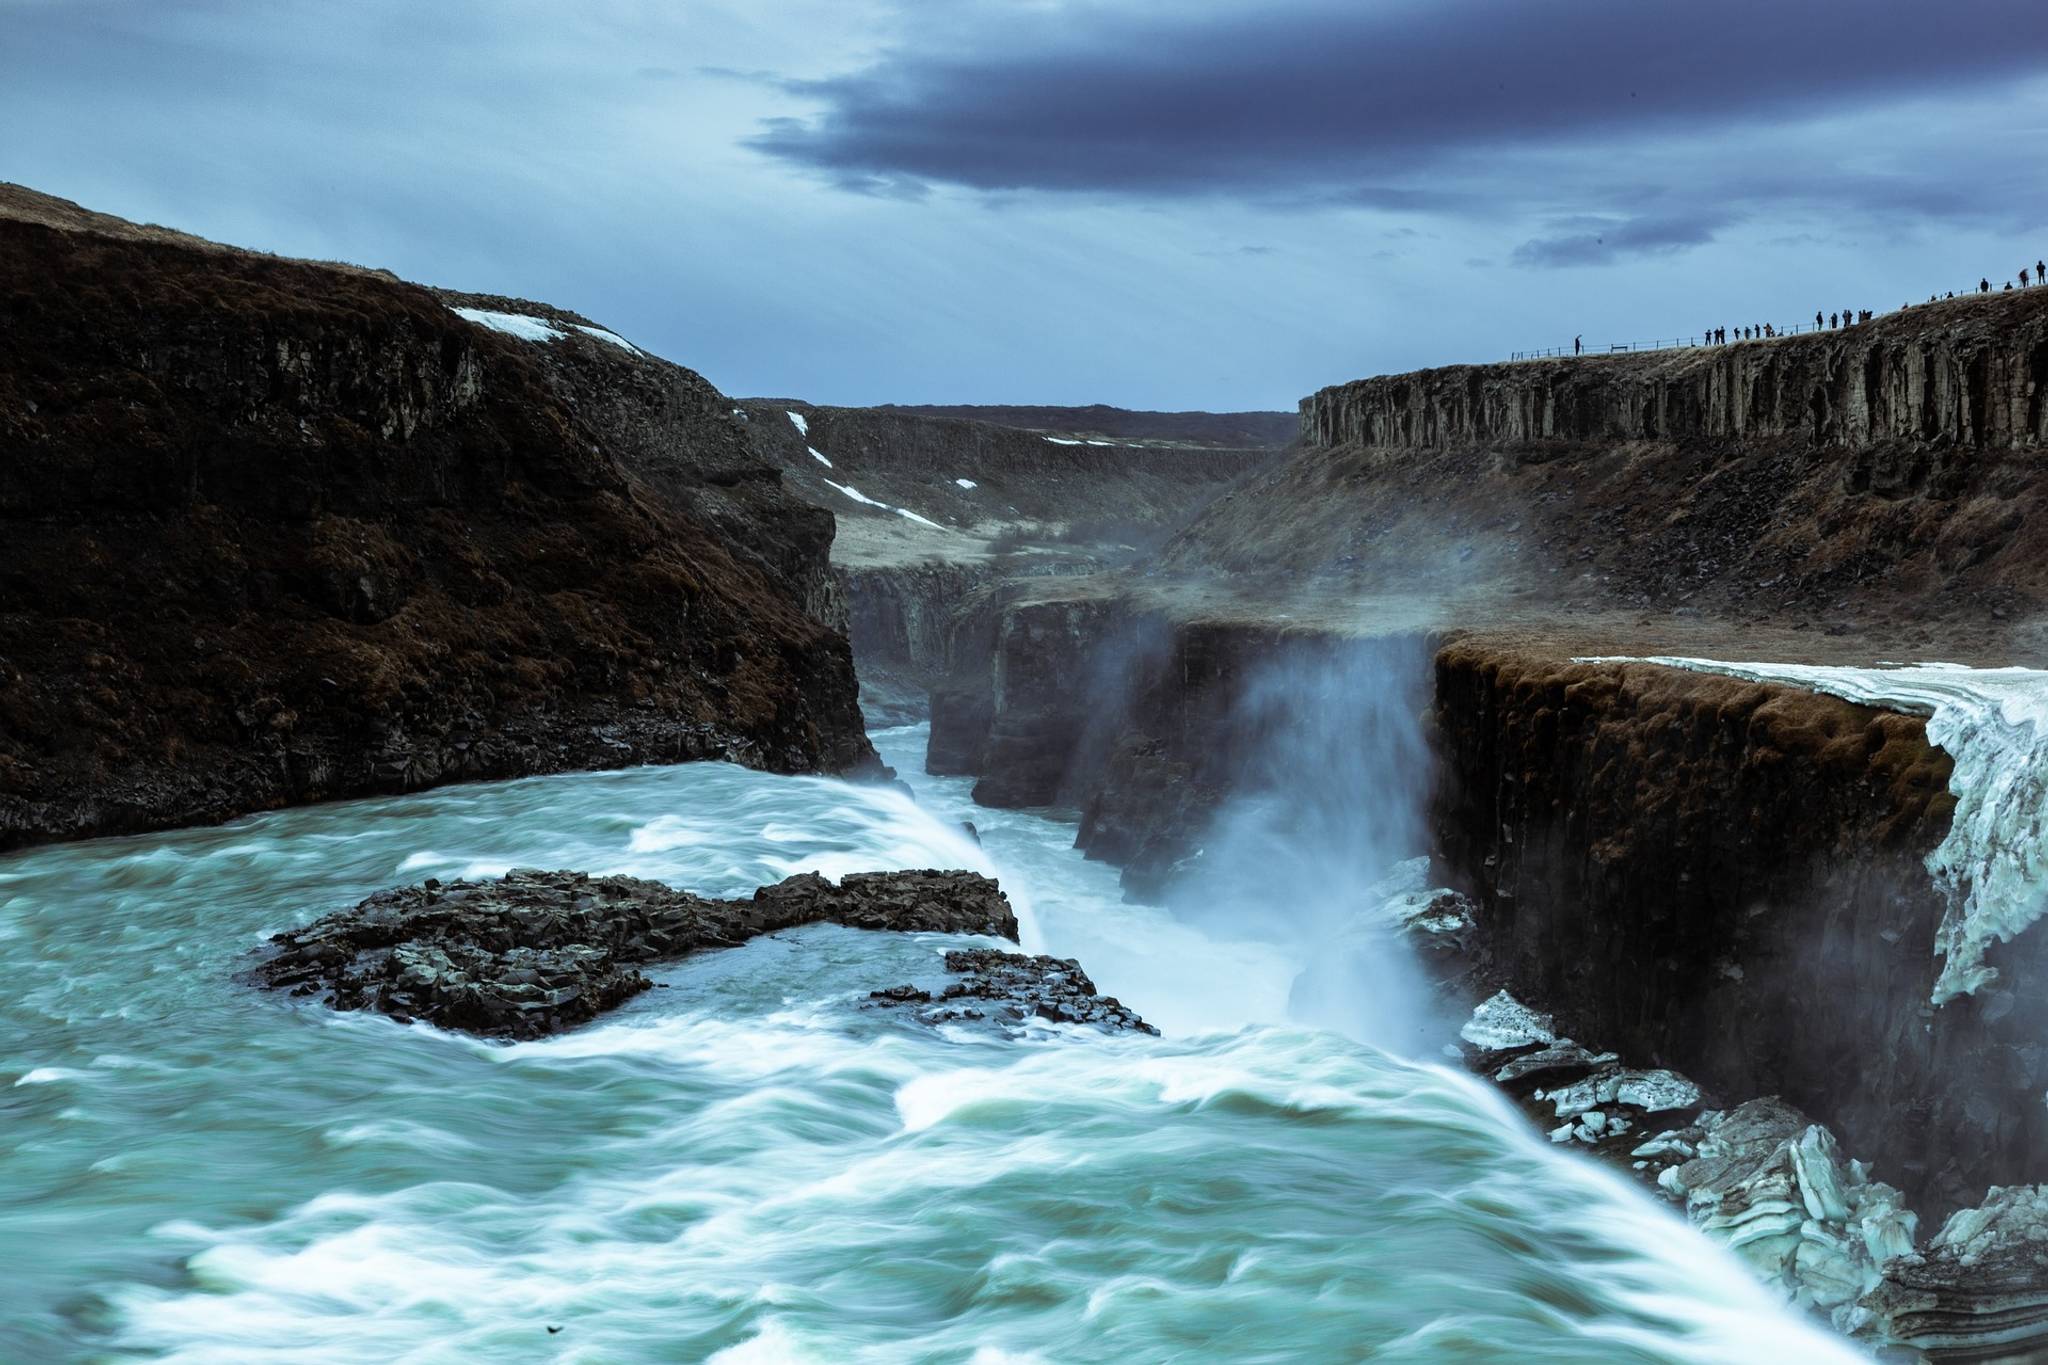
0,187,873,850
1164,291,2048,641
1432,642,2048,1215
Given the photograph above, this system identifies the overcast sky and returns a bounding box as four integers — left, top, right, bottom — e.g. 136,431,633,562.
6,0,2046,410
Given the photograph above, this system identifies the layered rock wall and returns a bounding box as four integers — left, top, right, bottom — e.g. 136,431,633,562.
1431,643,2048,1217
1304,294,2048,452
0,188,873,850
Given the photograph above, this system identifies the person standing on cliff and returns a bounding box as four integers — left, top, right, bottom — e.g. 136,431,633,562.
1574,335,1582,355
1815,310,1824,330
1981,278,1992,293
2024,268,2032,288
2038,260,2045,284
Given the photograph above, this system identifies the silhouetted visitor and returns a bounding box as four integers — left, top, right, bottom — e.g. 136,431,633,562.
1815,310,1824,329
1718,326,1727,343
2038,260,2045,282
2024,268,2032,288
2006,282,2015,292
1829,312,1838,328
1982,278,1992,293
1574,335,1582,355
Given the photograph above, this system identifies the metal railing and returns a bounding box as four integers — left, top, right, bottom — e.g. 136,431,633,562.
1509,324,1846,362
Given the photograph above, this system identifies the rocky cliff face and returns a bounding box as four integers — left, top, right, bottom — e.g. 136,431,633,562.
1429,644,2048,1220
1305,293,2048,451
0,187,874,850
1165,293,2048,637
742,399,1268,541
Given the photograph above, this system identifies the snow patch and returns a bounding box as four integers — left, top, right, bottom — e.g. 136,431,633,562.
955,478,977,490
821,480,945,531
786,410,809,437
822,479,886,509
450,307,563,343
1583,657,2048,1005
1043,437,1083,446
808,447,833,468
572,323,640,354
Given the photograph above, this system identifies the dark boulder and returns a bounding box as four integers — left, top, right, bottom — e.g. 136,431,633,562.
868,947,1157,1036
252,868,1017,1039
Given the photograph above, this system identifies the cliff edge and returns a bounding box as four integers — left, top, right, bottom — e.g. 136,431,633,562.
1163,291,2048,653
0,185,874,851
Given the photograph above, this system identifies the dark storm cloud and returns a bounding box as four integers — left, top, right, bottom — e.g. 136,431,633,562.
754,0,2048,242
1511,214,1728,267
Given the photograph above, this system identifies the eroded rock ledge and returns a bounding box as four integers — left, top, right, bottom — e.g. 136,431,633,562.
1448,987,2048,1362
252,868,1018,1038
868,947,1157,1036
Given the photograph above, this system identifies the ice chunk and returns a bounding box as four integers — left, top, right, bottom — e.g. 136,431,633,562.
1459,990,1555,1051
955,478,977,489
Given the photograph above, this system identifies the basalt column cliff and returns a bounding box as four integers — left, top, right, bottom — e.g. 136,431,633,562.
0,187,874,850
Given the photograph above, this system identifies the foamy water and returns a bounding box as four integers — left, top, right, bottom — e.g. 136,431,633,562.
0,724,1859,1361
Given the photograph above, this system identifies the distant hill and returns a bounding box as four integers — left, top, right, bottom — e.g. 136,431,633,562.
869,403,1297,448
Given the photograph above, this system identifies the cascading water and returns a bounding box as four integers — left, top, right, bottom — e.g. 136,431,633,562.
0,720,1861,1361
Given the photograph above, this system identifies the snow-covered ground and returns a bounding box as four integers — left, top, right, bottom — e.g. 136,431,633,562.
787,410,809,437
823,478,886,509
1587,657,2048,1005
573,322,639,353
452,307,563,343
956,478,977,490
452,307,640,355
809,447,833,467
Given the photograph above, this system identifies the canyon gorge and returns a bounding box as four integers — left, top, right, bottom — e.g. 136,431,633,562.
6,185,2048,1362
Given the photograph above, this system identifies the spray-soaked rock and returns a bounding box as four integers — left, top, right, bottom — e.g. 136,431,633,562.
1661,1098,1919,1330
252,868,1018,1039
1865,1184,2048,1355
867,947,1157,1036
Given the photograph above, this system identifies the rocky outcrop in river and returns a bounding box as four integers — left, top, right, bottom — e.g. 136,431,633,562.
0,185,874,851
868,947,1156,1036
253,867,1019,1038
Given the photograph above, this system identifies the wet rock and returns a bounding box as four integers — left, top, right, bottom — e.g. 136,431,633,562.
0,188,875,854
252,868,1018,1039
1865,1185,2048,1359
1662,1099,1919,1331
1493,1041,1619,1085
869,947,1157,1037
